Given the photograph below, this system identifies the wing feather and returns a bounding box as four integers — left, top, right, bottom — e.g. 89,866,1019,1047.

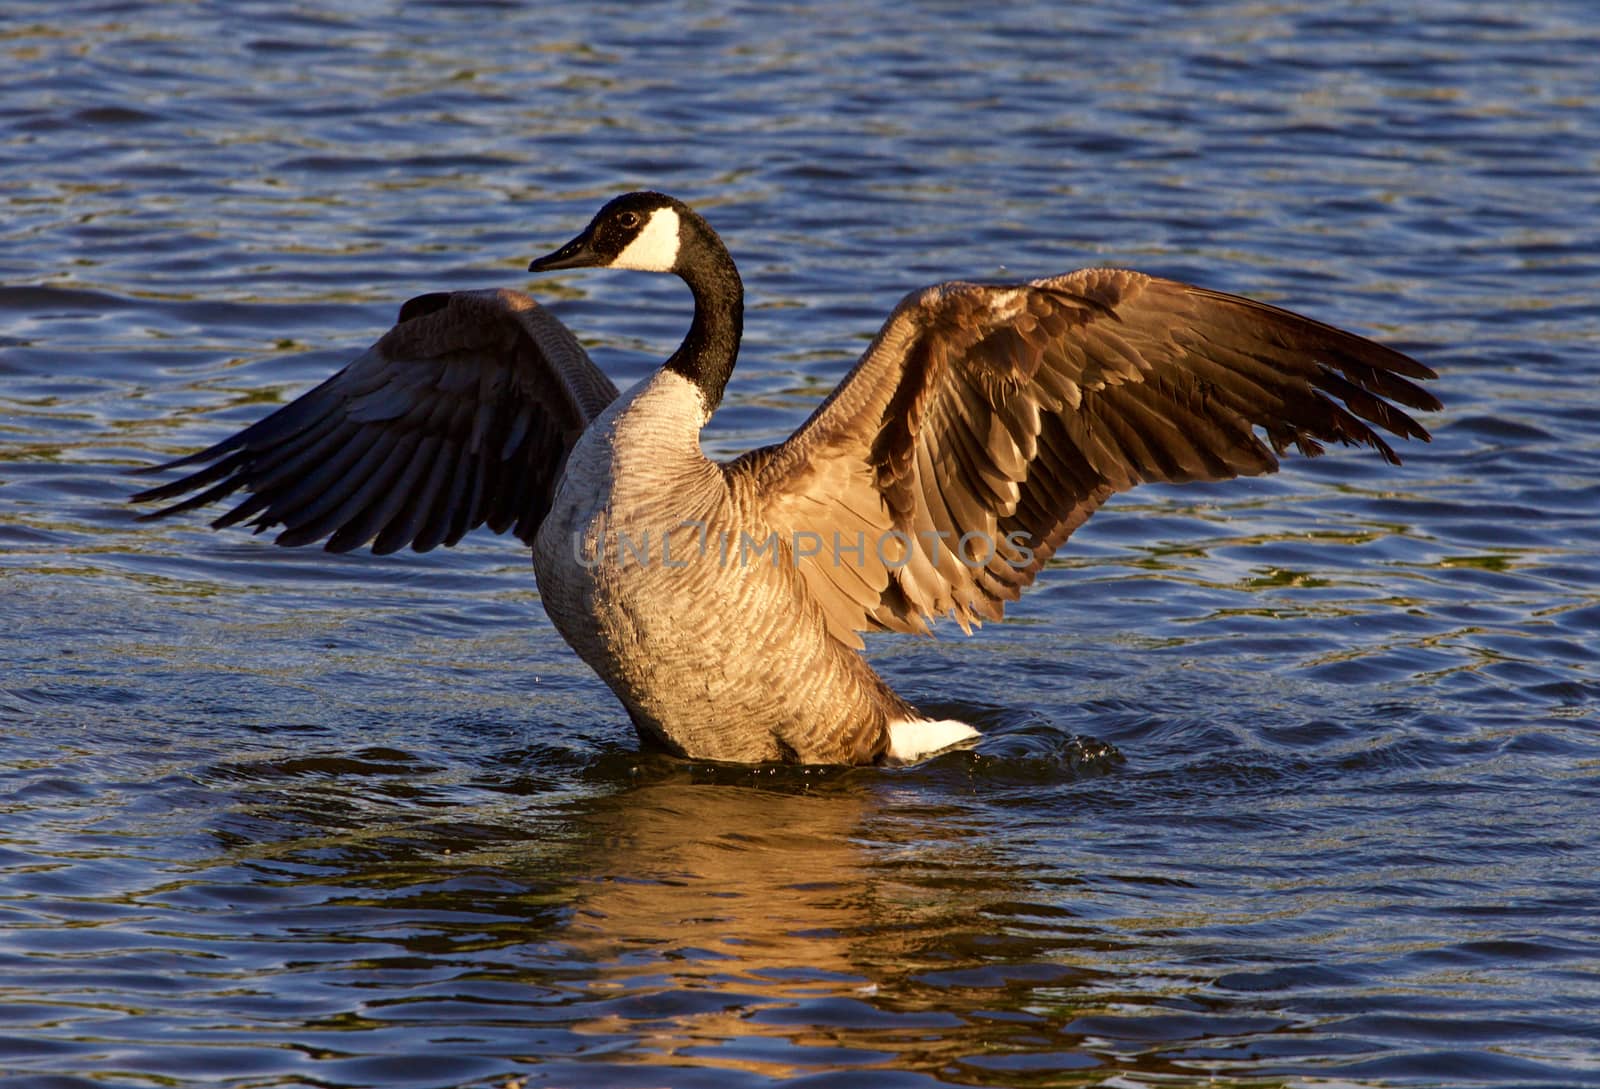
131,288,616,553
733,269,1437,640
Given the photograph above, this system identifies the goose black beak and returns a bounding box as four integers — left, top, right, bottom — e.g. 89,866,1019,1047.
528,232,599,273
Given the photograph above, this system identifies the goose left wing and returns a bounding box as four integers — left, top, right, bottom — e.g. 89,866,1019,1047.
131,288,617,553
728,269,1439,648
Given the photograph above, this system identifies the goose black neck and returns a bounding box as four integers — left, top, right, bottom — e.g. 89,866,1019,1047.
666,224,743,416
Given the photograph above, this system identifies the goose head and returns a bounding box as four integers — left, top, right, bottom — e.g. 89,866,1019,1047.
527,192,745,415
528,191,690,274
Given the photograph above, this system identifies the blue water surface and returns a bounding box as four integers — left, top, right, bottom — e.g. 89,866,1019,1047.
2,2,1598,1087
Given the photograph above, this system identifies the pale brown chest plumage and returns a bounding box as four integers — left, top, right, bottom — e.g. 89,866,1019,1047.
532,370,902,763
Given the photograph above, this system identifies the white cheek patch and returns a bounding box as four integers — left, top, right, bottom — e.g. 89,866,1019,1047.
611,207,681,272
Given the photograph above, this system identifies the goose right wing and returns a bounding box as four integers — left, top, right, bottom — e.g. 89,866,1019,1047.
131,288,617,553
732,270,1439,647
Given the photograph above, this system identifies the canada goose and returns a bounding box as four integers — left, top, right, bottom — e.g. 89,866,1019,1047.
133,191,1439,765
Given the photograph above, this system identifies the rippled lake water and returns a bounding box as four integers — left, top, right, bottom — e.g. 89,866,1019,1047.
4,2,1599,1087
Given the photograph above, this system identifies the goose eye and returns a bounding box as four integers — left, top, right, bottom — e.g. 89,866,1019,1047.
618,211,641,229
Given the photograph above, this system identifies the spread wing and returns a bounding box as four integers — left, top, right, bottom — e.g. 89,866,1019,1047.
730,269,1439,648
131,288,617,553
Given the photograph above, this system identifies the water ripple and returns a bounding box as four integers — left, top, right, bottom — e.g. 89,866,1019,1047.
5,1,1600,1086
